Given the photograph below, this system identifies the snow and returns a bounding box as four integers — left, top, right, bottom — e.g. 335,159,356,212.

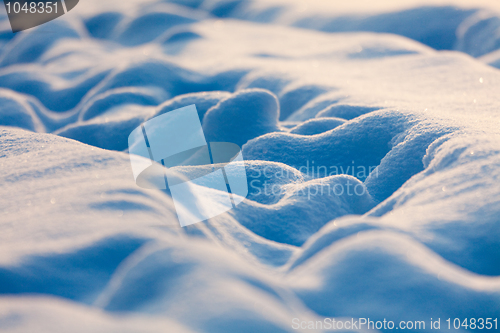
203,88,280,146
1,0,500,332
288,118,346,135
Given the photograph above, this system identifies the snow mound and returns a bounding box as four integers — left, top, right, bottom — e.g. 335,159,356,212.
369,134,500,276
0,89,44,132
232,175,375,246
243,110,409,185
455,10,500,57
1,0,500,331
0,297,195,333
185,0,500,59
203,88,280,146
288,231,500,319
315,104,383,120
480,48,500,69
289,117,346,135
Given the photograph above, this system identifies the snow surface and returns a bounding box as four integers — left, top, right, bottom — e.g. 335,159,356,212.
1,0,500,332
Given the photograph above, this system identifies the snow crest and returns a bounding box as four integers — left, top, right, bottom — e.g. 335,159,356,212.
1,1,500,332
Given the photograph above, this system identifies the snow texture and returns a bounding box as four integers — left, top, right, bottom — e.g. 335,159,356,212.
1,0,500,332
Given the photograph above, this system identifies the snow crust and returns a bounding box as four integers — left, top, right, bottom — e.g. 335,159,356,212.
1,0,500,332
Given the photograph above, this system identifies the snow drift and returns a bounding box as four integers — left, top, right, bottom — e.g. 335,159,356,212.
1,0,500,332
